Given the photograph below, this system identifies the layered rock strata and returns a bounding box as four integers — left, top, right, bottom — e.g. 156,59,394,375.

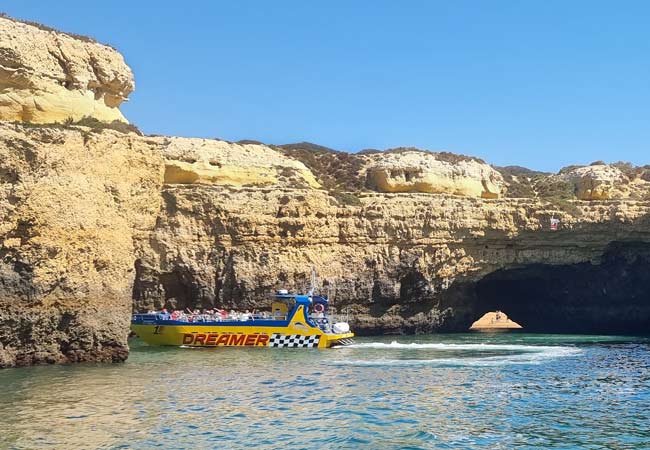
2,120,650,367
133,184,650,335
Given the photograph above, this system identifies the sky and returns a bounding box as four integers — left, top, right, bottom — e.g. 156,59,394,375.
3,1,650,172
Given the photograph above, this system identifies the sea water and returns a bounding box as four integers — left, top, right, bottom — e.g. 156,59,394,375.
1,334,649,449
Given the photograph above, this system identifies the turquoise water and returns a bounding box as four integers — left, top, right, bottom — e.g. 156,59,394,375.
1,334,649,449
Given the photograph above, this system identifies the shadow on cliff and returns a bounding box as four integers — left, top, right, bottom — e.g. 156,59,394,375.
440,241,650,334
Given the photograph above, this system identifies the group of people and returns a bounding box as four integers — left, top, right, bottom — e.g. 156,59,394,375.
149,306,330,325
153,308,272,323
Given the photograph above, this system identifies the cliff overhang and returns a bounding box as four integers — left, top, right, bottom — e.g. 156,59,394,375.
0,15,134,124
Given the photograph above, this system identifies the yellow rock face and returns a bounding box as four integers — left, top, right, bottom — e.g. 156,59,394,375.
0,123,164,367
133,176,650,335
364,151,503,198
156,137,321,188
0,16,134,123
163,161,280,186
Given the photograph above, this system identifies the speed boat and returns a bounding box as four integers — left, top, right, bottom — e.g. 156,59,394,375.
131,290,355,348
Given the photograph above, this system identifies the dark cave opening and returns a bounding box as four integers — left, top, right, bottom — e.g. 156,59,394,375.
442,241,650,334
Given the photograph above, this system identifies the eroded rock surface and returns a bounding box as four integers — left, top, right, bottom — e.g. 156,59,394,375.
557,164,629,200
133,183,650,335
364,150,504,198
0,16,133,124
2,119,650,366
501,162,650,201
0,123,163,367
159,137,320,188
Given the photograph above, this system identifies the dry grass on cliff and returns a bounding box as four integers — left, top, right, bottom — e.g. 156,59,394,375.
71,116,142,135
368,147,486,165
331,191,363,206
533,177,576,200
16,117,142,136
497,166,584,216
0,12,116,48
497,165,581,202
612,161,650,181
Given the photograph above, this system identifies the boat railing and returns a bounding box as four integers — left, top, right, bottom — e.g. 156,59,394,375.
133,312,290,323
133,310,346,328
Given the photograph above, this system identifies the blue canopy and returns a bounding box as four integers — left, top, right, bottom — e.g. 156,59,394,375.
273,293,328,307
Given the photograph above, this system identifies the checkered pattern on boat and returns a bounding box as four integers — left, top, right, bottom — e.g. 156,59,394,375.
269,333,320,348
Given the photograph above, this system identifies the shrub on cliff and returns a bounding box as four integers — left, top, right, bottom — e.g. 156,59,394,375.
535,177,576,200
72,116,142,135
496,166,548,198
276,142,366,192
558,165,582,174
612,161,650,182
379,147,486,164
641,168,650,182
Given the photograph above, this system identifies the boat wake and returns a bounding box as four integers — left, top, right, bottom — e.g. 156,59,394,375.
344,341,569,351
330,341,581,367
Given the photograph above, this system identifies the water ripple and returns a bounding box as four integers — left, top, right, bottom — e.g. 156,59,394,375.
0,334,648,449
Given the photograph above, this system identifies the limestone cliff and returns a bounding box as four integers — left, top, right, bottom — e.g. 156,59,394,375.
2,120,650,367
0,15,133,124
0,123,163,367
553,163,650,201
133,184,650,335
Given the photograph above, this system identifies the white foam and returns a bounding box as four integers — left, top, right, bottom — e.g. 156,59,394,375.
343,341,572,352
330,341,581,367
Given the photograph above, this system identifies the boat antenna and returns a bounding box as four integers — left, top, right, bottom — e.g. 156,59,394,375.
308,266,316,297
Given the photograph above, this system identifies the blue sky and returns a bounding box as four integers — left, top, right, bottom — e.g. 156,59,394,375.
4,1,650,172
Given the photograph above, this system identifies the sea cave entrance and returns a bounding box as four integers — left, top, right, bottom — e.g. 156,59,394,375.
441,241,650,334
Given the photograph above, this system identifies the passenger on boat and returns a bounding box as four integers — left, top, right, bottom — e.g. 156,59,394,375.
151,307,286,323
